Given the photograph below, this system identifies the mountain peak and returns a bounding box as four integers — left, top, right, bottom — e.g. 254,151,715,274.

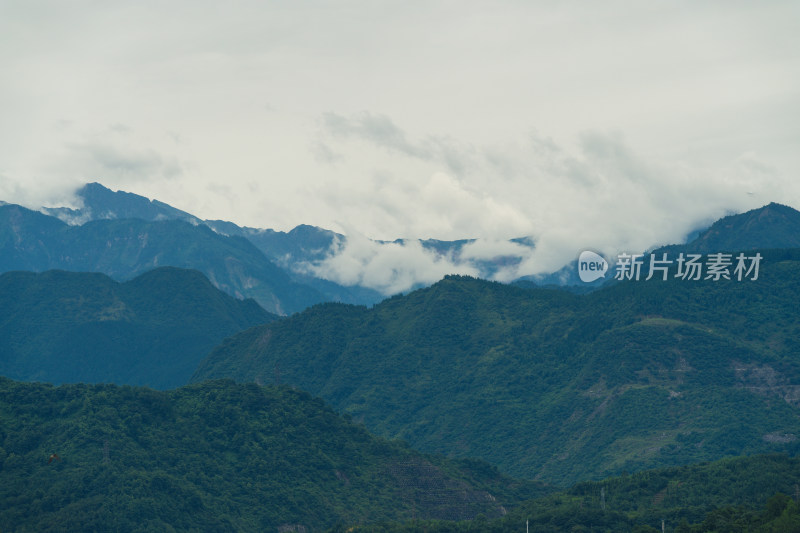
757,201,798,217
77,182,199,223
77,181,112,195
684,202,800,252
40,182,200,226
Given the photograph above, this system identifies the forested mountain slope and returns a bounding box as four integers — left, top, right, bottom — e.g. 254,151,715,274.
193,249,800,484
0,267,274,389
342,453,800,532
0,378,543,532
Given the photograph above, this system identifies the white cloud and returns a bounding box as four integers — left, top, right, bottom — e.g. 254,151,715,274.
316,169,534,242
299,230,541,294
300,232,480,296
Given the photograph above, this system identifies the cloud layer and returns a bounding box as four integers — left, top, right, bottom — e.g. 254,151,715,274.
307,114,794,287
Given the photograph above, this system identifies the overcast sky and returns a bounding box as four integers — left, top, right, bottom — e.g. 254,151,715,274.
1,1,798,278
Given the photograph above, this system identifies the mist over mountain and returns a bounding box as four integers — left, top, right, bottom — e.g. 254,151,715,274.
0,267,274,389
29,183,800,299
38,183,386,305
37,183,539,296
193,249,800,485
518,202,800,290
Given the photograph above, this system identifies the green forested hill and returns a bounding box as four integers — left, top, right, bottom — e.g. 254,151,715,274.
192,249,800,485
0,377,543,532
0,267,275,389
339,453,800,532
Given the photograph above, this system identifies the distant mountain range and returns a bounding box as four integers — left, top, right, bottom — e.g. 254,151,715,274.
26,183,389,310
0,202,330,314
38,182,536,297
0,377,543,531
0,267,274,389
193,249,800,485
10,183,800,307
45,182,342,268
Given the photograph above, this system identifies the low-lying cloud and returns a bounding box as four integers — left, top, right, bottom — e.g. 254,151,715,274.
299,232,481,296
306,112,794,289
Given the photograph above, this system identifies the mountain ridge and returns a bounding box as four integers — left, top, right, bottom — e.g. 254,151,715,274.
661,201,800,254
32,183,538,295
27,183,800,294
0,202,326,314
43,182,201,225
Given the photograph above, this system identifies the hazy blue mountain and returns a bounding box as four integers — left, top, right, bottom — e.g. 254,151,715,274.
0,267,274,389
39,182,385,305
204,221,385,306
192,250,800,485
48,182,529,269
0,203,326,314
36,183,536,295
0,204,67,271
206,222,340,265
44,182,338,267
0,377,544,531
31,185,800,298
32,183,541,299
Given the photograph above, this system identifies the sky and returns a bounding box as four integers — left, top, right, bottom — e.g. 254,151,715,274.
1,1,799,288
